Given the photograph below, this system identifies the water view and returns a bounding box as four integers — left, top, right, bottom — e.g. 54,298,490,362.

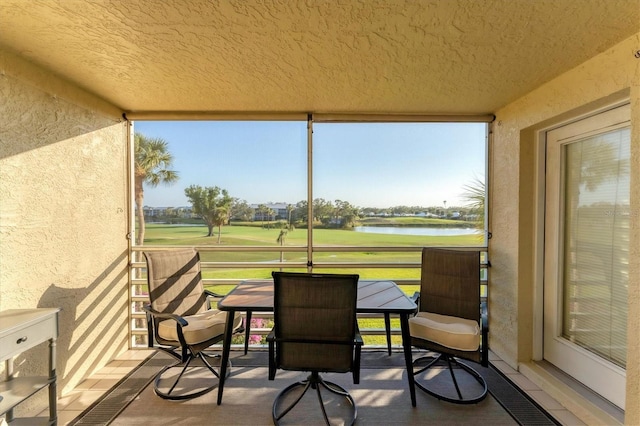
353,226,480,236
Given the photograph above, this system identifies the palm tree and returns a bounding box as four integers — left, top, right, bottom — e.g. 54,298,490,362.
257,204,267,228
277,228,288,268
461,176,485,233
134,133,178,246
266,208,275,229
286,204,294,230
212,205,229,244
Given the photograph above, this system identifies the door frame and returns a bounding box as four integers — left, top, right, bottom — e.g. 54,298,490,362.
531,98,629,407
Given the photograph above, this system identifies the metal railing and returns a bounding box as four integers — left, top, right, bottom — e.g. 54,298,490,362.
129,245,489,350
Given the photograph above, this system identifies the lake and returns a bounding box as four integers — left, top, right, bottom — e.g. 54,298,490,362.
353,226,481,236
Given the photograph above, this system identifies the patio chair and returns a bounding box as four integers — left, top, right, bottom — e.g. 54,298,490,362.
408,248,488,404
143,248,243,400
268,272,363,425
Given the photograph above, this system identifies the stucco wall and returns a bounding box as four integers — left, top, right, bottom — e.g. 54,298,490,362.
490,33,639,422
0,53,129,414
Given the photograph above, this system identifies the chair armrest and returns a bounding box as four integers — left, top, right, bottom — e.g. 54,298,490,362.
267,328,276,380
480,301,488,333
480,300,489,367
354,325,363,346
266,329,275,342
204,289,224,309
411,291,420,315
204,289,225,298
354,332,364,346
142,304,188,327
353,331,363,384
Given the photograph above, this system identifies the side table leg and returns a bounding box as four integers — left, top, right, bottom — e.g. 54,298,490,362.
48,337,58,425
5,358,15,423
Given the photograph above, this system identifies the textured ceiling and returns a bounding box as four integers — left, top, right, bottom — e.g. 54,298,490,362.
0,0,638,115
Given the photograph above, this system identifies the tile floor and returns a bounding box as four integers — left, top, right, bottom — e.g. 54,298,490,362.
43,350,594,425
44,349,155,425
487,353,586,425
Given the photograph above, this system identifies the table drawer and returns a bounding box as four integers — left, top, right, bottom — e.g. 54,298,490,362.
0,315,57,361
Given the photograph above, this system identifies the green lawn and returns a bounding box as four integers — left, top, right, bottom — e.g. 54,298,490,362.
143,221,481,248
142,222,483,281
143,222,481,275
140,221,482,346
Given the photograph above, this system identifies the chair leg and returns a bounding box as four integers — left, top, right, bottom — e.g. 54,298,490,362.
317,375,357,426
412,354,488,404
152,351,231,400
445,355,464,400
153,355,217,400
167,355,193,395
273,379,313,423
244,311,252,355
384,313,392,355
272,372,357,426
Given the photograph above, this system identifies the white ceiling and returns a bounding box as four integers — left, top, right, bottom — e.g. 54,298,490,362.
1,0,638,115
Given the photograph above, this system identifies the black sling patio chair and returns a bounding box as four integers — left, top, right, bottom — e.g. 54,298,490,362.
268,272,363,425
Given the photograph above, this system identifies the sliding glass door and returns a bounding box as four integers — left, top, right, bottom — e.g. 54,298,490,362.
544,104,630,408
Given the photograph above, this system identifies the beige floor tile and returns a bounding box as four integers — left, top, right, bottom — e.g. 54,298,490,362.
116,349,154,361
26,411,80,426
94,363,121,375
490,359,518,375
547,408,587,425
90,378,121,390
90,367,130,379
57,391,83,409
62,390,105,411
508,373,540,391
73,378,101,390
33,408,55,418
527,389,566,410
117,359,147,369
57,410,85,426
488,350,501,361
108,364,140,375
88,373,116,380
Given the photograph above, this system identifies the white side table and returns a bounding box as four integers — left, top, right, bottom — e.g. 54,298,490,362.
0,308,60,425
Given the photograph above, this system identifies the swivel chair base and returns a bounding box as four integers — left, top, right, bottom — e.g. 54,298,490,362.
153,350,231,401
412,353,488,404
272,371,357,426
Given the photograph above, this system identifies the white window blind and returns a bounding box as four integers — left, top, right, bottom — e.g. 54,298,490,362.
562,126,630,368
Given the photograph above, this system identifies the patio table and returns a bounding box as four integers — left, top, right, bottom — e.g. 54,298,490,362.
216,279,418,406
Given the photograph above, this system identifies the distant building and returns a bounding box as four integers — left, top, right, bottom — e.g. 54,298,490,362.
141,206,194,219
249,202,289,221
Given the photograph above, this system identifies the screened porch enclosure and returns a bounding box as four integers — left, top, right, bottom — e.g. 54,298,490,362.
129,118,490,349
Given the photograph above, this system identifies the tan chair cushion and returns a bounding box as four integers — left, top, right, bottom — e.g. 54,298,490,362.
158,310,242,345
409,312,480,351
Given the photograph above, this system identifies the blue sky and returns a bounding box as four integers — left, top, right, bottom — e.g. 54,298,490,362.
134,120,486,209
